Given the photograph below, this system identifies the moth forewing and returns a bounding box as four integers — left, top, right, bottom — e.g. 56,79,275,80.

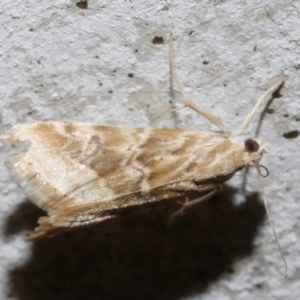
3,122,248,240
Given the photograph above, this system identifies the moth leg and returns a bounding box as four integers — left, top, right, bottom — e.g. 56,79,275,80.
234,78,285,136
168,188,217,225
169,32,230,136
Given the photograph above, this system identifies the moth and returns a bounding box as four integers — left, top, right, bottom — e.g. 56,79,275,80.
2,34,285,252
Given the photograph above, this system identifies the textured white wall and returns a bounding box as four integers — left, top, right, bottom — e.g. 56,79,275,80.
0,1,300,299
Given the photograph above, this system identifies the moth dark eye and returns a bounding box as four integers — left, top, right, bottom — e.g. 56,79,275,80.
245,139,259,153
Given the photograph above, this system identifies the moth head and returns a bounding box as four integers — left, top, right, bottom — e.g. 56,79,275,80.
244,138,269,168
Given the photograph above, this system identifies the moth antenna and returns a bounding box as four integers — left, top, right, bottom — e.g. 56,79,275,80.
234,78,285,137
151,106,186,124
255,163,288,279
169,32,230,135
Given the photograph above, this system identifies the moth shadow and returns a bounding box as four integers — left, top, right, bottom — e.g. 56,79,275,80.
7,185,265,300
3,201,44,238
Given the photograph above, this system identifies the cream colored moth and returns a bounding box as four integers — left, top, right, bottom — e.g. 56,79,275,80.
2,34,287,276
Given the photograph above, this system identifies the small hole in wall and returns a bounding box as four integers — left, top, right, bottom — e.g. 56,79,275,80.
266,108,275,114
283,113,289,118
128,73,134,78
76,1,88,9
202,61,209,65
108,90,113,94
189,30,194,36
283,130,299,139
135,49,138,53
29,28,34,32
152,36,164,45
294,64,300,70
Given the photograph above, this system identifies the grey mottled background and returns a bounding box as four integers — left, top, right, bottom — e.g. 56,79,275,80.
0,1,300,299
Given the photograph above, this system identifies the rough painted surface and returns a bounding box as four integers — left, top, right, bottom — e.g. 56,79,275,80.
0,1,299,299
